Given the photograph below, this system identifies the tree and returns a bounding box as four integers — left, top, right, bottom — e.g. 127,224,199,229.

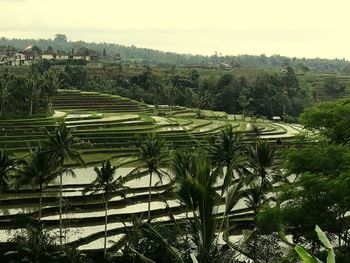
15,152,60,220
41,123,85,245
41,70,62,113
243,180,268,262
0,75,11,117
295,225,335,263
162,84,178,114
24,74,42,116
54,34,67,42
210,125,244,169
300,98,350,144
238,86,252,119
0,149,16,208
171,150,222,263
247,140,275,189
264,143,350,251
183,87,197,108
83,160,127,258
130,134,168,221
323,77,346,98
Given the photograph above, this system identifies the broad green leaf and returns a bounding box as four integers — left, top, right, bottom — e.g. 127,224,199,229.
295,244,313,262
190,253,199,263
315,225,332,249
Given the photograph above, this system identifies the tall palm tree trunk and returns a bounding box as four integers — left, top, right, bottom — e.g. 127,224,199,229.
29,99,33,116
0,102,4,117
59,171,63,246
39,184,43,220
148,171,153,221
0,180,3,209
104,195,108,258
48,98,52,113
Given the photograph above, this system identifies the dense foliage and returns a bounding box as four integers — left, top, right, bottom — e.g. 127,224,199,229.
0,68,60,118
68,65,313,118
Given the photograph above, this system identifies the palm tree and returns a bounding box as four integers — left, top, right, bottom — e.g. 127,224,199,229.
41,70,62,113
0,76,12,117
24,74,42,116
130,134,168,221
162,84,178,115
221,180,244,241
41,123,85,245
15,152,60,220
171,150,221,263
210,125,244,168
243,180,268,263
210,125,246,194
247,140,274,189
83,160,127,258
0,149,16,208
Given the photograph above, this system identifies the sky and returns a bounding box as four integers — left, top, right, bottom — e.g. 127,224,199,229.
1,0,350,59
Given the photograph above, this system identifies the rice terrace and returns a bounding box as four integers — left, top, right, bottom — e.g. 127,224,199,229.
0,88,302,247
2,0,350,262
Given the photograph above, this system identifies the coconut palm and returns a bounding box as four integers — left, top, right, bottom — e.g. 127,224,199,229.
83,160,127,258
210,125,244,168
24,74,42,116
162,84,178,115
0,149,16,208
41,123,85,245
210,125,246,195
130,134,168,221
0,76,12,117
243,180,268,263
171,150,221,263
247,140,275,189
221,180,244,241
15,152,60,220
41,70,62,113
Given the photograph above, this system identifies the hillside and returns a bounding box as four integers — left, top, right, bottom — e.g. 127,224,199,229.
1,35,350,71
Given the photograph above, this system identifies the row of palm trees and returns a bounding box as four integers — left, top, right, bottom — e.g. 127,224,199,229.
0,123,85,247
0,123,275,262
0,70,61,117
119,126,276,262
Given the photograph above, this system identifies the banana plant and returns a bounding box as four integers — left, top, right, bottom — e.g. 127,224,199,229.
295,225,335,263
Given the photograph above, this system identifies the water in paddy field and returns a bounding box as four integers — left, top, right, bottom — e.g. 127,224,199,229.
49,166,172,187
0,166,174,246
0,166,248,250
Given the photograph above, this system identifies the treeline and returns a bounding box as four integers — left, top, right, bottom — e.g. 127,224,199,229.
0,67,60,118
76,66,312,118
2,60,347,119
1,35,350,72
53,63,347,118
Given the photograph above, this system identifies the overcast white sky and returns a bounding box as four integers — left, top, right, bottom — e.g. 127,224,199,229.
1,0,350,59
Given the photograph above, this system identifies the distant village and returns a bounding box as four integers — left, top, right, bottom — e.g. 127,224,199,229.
0,42,235,70
0,45,109,66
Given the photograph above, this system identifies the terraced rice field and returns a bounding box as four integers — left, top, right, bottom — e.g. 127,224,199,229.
0,89,303,251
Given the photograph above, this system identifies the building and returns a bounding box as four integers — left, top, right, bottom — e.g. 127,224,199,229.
272,116,282,122
41,52,56,60
8,53,26,66
56,54,69,60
